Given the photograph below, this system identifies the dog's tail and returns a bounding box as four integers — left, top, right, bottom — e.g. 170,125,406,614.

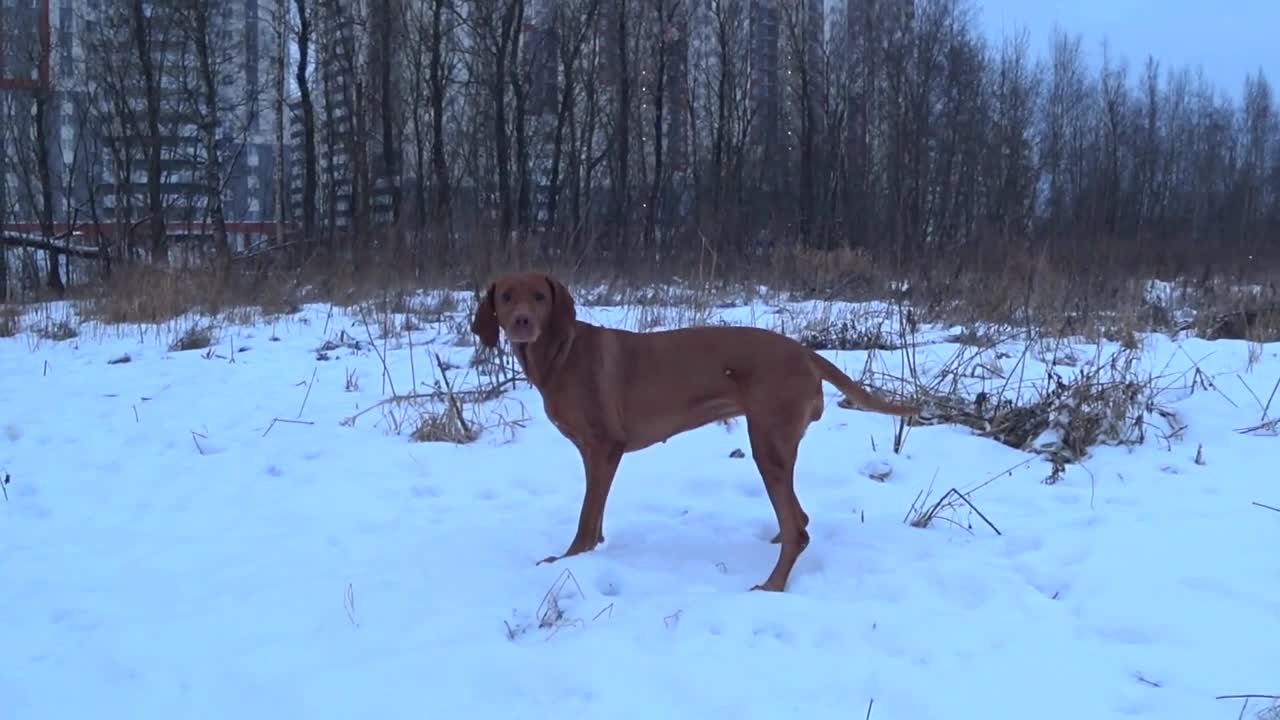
808,351,918,417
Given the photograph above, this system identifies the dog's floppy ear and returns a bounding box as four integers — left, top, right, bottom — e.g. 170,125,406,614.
470,281,500,348
544,274,576,339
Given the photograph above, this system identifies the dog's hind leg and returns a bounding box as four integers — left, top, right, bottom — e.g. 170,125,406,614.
745,395,818,592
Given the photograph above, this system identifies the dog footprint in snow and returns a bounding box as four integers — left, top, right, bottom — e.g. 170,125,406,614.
751,621,794,644
1002,534,1045,556
859,460,893,482
410,484,441,499
594,572,622,597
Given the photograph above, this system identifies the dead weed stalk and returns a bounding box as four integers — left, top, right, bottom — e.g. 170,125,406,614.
503,568,611,642
342,350,528,444
899,344,1176,467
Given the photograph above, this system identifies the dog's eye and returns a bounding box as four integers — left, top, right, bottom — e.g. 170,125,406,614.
533,291,546,302
500,291,512,303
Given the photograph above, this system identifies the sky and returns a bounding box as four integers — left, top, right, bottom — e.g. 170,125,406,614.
974,0,1278,100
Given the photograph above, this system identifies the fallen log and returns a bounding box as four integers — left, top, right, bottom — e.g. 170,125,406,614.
0,232,101,260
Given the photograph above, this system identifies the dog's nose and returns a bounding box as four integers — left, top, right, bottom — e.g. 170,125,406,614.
513,314,531,328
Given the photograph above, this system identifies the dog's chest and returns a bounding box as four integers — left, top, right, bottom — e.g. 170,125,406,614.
541,388,613,444
540,397,577,439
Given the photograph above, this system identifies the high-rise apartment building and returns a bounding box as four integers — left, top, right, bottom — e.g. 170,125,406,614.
1,0,278,253
844,0,914,172
286,0,401,232
746,0,826,155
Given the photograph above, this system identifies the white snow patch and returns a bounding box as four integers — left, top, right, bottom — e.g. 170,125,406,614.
2,294,1278,720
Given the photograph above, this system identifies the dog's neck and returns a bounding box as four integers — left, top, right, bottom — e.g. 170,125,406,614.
511,323,577,390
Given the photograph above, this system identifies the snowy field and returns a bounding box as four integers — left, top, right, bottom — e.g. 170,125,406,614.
2,288,1278,720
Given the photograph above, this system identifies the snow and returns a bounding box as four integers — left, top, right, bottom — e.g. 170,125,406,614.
2,292,1278,720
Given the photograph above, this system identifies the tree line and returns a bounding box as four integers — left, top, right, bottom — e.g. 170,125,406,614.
1,0,1277,296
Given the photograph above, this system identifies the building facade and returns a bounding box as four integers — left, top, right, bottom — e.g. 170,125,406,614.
1,0,279,254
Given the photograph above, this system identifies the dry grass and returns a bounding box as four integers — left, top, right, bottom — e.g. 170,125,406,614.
168,323,217,352
340,336,529,445
902,343,1178,471
798,315,895,351
1198,306,1280,342
503,568,594,641
315,330,365,359
9,235,1277,349
355,383,528,445
73,262,308,329
901,467,1003,535
76,264,215,326
0,305,19,337
768,245,885,301
5,240,1276,456
36,318,79,342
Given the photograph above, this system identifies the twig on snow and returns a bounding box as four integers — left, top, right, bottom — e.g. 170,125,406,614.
952,487,1002,535
298,367,318,418
263,417,316,437
339,377,520,428
434,352,471,440
343,582,358,628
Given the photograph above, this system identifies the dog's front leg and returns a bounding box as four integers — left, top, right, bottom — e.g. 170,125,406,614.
537,440,624,565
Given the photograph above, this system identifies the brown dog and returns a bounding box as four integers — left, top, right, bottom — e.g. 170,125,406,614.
471,271,918,592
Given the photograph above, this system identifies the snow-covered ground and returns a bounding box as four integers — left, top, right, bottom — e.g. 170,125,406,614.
2,291,1278,720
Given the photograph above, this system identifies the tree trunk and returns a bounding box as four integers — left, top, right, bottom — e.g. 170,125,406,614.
274,0,287,252
192,0,231,282
612,0,631,256
132,0,167,265
376,0,400,223
296,0,317,247
34,89,64,292
508,0,529,233
429,0,451,226
644,1,667,251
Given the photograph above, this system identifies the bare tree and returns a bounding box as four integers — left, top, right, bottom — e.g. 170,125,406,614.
982,28,1039,246
274,0,288,252
609,0,634,255
1240,70,1274,247
778,0,821,245
6,0,1273,297
295,0,318,247
130,0,170,264
465,0,524,236
407,0,458,228
370,0,401,224
641,0,682,249
545,0,600,233
427,0,455,227
172,0,235,279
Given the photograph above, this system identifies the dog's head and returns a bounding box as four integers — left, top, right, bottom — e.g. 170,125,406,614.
470,271,576,348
